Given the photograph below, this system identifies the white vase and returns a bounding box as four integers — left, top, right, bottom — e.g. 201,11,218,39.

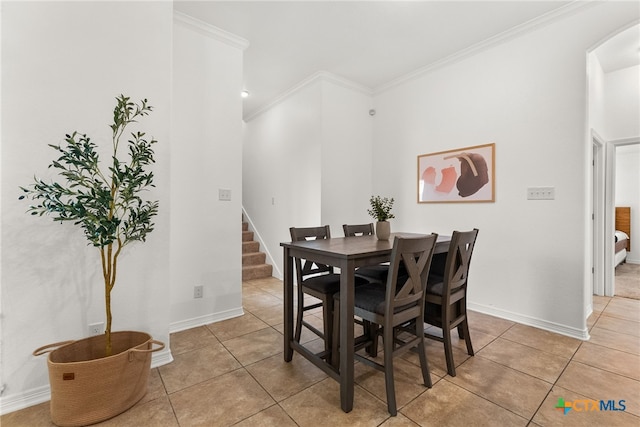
376,221,391,240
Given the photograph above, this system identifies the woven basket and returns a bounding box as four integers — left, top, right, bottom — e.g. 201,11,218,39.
33,331,164,427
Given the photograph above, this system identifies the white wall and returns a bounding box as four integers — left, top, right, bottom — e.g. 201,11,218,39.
321,79,374,234
371,2,639,338
616,145,640,263
1,1,173,412
170,14,246,331
243,75,373,277
605,65,640,140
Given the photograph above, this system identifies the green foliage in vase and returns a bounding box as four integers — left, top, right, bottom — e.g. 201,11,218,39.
367,195,395,222
19,95,159,356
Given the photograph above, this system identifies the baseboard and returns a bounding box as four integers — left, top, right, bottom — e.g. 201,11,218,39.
169,307,244,334
468,302,590,341
0,385,50,416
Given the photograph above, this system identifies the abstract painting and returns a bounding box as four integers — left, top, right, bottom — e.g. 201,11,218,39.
418,143,495,203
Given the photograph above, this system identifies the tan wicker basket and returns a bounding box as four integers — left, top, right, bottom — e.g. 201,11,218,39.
34,331,164,427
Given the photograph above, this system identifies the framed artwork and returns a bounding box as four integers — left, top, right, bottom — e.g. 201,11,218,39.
417,143,495,203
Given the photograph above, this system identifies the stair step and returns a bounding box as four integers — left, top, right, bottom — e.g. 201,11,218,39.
242,264,273,281
242,222,248,231
242,230,254,242
243,252,266,266
242,241,260,254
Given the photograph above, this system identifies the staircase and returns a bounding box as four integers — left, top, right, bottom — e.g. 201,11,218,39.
242,220,273,280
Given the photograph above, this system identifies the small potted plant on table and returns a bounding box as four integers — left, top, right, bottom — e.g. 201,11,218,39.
20,95,165,426
367,195,395,240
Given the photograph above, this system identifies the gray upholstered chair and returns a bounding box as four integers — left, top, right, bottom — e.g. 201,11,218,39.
423,228,478,377
333,234,438,415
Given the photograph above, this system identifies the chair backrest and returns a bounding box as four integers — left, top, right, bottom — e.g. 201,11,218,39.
383,234,438,325
289,226,334,282
343,223,375,237
441,229,479,304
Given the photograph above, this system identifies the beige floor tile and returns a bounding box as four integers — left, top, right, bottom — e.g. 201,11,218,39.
170,369,275,426
243,292,284,312
250,303,286,326
246,352,327,402
223,327,283,366
588,326,640,355
594,315,640,337
379,412,420,426
139,368,168,404
447,356,552,419
401,379,528,426
603,298,640,322
280,378,390,426
425,338,472,377
169,325,219,355
233,404,298,426
532,385,638,426
587,312,599,330
423,324,495,354
592,295,611,311
206,312,270,342
501,323,581,359
353,355,433,410
94,396,178,427
0,401,55,427
272,321,322,345
158,341,241,393
573,342,640,381
247,278,285,299
478,337,569,383
556,361,640,417
466,310,516,337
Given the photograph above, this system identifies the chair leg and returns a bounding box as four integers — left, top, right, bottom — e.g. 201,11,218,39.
383,325,397,416
331,300,340,368
459,320,474,356
415,323,432,388
367,323,380,357
442,327,457,377
323,296,334,356
294,289,304,343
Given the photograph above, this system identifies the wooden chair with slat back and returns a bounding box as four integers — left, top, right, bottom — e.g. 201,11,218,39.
424,228,479,377
332,234,438,416
289,225,369,359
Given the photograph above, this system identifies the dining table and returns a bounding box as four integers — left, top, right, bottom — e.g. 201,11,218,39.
281,232,451,412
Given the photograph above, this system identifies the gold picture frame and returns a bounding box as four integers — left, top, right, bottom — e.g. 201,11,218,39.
417,143,495,203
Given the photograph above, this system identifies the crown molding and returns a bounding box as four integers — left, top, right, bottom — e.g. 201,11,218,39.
244,71,372,122
173,11,249,51
375,0,597,95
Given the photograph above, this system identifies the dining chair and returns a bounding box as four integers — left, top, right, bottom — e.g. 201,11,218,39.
423,228,479,377
332,234,438,416
342,223,399,284
289,225,369,359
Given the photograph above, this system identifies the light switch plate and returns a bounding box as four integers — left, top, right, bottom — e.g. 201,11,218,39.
527,187,555,200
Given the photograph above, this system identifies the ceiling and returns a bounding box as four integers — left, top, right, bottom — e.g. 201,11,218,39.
174,1,639,120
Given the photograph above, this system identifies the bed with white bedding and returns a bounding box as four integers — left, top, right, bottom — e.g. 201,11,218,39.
615,207,630,268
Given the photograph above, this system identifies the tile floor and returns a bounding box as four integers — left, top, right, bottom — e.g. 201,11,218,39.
3,277,639,426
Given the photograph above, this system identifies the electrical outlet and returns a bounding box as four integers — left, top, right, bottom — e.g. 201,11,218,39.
218,189,231,201
88,322,104,336
194,285,203,299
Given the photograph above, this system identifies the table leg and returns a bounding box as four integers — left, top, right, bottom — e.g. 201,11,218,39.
283,247,294,362
339,259,355,412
